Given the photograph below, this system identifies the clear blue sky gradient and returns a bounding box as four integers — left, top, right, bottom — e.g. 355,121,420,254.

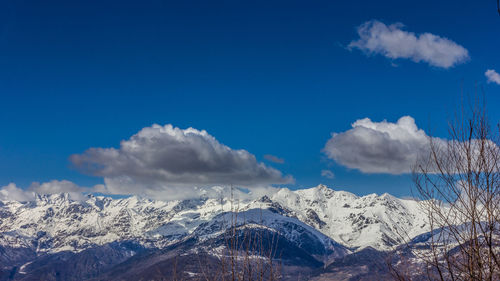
0,0,499,197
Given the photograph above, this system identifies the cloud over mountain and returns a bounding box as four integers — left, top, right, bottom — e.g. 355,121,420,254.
0,183,34,202
70,124,293,199
323,116,434,174
348,20,469,68
0,180,93,201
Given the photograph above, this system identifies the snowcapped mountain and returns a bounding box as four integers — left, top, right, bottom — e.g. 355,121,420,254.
0,185,428,254
0,185,431,280
268,185,429,251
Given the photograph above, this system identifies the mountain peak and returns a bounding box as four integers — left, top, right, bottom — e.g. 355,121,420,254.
298,184,336,199
258,195,273,203
315,184,330,191
35,192,72,204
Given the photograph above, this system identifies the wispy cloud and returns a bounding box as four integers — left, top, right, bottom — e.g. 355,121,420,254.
485,69,500,85
264,154,285,164
321,170,335,179
348,20,469,68
70,124,293,200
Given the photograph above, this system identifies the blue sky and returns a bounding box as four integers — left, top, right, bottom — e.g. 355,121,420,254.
0,0,499,199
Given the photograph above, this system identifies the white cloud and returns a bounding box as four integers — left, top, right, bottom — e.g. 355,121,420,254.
348,20,469,68
322,116,499,175
485,69,500,85
0,180,276,202
321,170,335,179
0,183,35,201
323,116,436,174
29,180,90,201
0,180,93,201
70,124,293,200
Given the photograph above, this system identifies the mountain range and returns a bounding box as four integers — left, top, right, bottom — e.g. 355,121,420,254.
0,185,433,280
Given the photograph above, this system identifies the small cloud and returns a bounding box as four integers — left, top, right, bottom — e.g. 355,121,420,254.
321,170,335,179
264,154,285,164
348,20,469,68
485,69,500,85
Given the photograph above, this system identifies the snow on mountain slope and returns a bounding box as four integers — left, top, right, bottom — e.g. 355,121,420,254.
269,185,429,251
0,194,227,253
193,208,351,260
0,185,429,254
